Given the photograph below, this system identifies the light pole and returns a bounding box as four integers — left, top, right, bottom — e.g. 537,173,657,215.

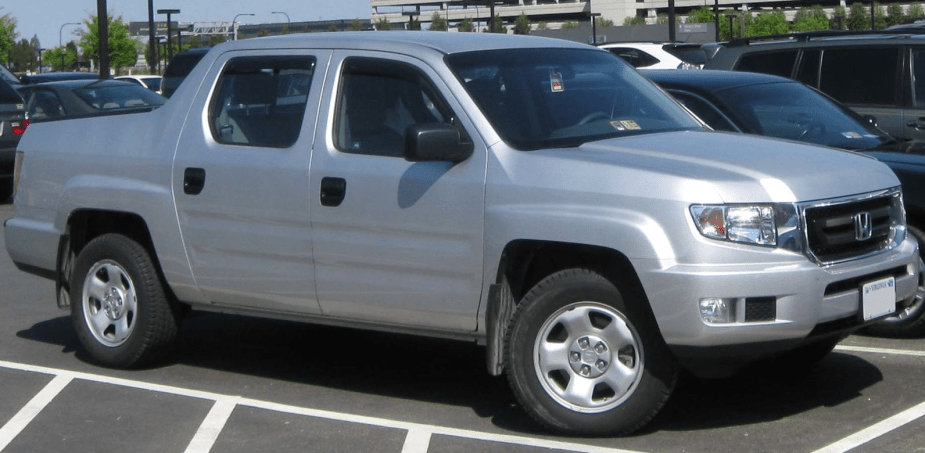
158,9,180,62
233,14,255,40
272,11,290,34
59,22,79,71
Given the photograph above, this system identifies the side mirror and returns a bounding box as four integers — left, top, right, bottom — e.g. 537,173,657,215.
404,123,473,163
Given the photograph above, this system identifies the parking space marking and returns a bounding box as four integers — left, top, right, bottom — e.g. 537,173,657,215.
835,345,925,357
401,428,432,453
812,399,925,453
184,397,239,453
0,360,642,453
0,374,71,451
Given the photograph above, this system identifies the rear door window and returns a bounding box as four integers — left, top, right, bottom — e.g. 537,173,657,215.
819,48,899,107
208,56,315,148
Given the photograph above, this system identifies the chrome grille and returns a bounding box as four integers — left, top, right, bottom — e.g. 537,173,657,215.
804,193,901,264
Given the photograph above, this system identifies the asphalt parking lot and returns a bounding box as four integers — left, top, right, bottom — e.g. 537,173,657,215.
1,199,924,453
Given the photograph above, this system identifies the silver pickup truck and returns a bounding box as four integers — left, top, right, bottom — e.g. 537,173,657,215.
4,32,920,436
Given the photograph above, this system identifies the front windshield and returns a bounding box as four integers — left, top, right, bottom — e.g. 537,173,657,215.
446,48,701,150
713,82,891,150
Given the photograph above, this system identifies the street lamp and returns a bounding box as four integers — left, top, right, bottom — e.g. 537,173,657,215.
157,9,180,61
272,11,290,34
59,22,80,71
272,11,290,24
233,14,255,40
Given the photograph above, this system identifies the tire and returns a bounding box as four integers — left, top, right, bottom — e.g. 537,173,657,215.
505,268,678,436
863,225,925,338
70,234,180,368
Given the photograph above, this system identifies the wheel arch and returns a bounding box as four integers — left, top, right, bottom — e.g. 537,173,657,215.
56,209,172,310
484,240,661,376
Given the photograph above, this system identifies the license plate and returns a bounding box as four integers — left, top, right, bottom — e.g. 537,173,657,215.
862,277,896,321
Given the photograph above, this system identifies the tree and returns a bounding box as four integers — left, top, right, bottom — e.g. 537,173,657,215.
831,5,848,29
793,6,829,32
0,11,17,65
719,11,748,40
350,19,364,31
747,10,789,37
488,14,504,33
886,3,906,26
622,17,645,26
872,2,888,30
9,39,33,73
374,17,392,31
407,16,421,30
910,2,925,20
656,13,669,25
596,16,614,27
431,12,448,31
847,2,870,30
458,17,475,32
513,13,531,35
44,46,77,72
562,21,579,29
687,7,715,24
81,14,137,74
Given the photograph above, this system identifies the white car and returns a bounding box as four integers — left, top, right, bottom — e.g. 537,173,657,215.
115,75,163,95
599,42,703,69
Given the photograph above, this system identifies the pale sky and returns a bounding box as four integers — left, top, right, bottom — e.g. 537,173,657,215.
2,0,372,49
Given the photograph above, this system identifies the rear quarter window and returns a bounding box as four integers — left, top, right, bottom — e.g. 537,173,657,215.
818,48,899,107
735,50,798,77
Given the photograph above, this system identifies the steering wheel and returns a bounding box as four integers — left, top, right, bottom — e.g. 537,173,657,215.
798,121,826,139
578,111,611,125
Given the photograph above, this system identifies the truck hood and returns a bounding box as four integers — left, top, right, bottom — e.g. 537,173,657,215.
550,130,899,204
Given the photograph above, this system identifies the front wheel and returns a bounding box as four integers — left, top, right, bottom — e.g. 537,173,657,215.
505,269,678,436
71,234,180,368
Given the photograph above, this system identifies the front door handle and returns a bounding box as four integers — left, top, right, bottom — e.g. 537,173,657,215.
183,167,206,195
907,117,925,131
320,177,346,207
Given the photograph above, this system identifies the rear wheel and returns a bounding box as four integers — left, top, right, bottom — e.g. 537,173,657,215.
505,268,678,436
71,234,180,368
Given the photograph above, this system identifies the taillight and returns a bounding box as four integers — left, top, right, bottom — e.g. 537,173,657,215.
12,119,29,135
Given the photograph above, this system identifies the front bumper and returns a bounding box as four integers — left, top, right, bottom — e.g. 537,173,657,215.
636,237,919,374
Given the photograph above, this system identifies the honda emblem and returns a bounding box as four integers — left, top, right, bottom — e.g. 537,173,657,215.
854,212,872,241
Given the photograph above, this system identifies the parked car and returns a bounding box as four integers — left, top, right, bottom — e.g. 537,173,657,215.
598,42,704,69
0,64,27,201
161,47,209,97
648,69,925,337
704,29,925,141
16,79,166,122
116,75,163,95
5,33,920,436
18,72,100,85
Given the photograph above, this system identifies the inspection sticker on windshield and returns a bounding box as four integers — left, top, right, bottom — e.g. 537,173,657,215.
610,119,641,131
550,69,564,92
862,276,895,321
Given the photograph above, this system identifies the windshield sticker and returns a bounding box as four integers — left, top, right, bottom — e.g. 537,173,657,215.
550,69,564,92
610,119,641,131
842,131,862,139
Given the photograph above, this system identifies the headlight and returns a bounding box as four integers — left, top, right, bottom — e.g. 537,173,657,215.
690,204,777,246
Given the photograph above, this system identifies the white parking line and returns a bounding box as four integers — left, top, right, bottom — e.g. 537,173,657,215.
835,345,925,357
401,429,432,453
184,398,239,453
0,374,72,451
812,400,925,453
0,360,641,453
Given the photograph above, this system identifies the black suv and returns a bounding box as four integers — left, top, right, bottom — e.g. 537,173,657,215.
704,30,925,140
0,63,26,201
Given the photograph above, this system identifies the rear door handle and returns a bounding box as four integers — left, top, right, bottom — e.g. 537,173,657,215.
320,177,346,207
183,168,206,195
